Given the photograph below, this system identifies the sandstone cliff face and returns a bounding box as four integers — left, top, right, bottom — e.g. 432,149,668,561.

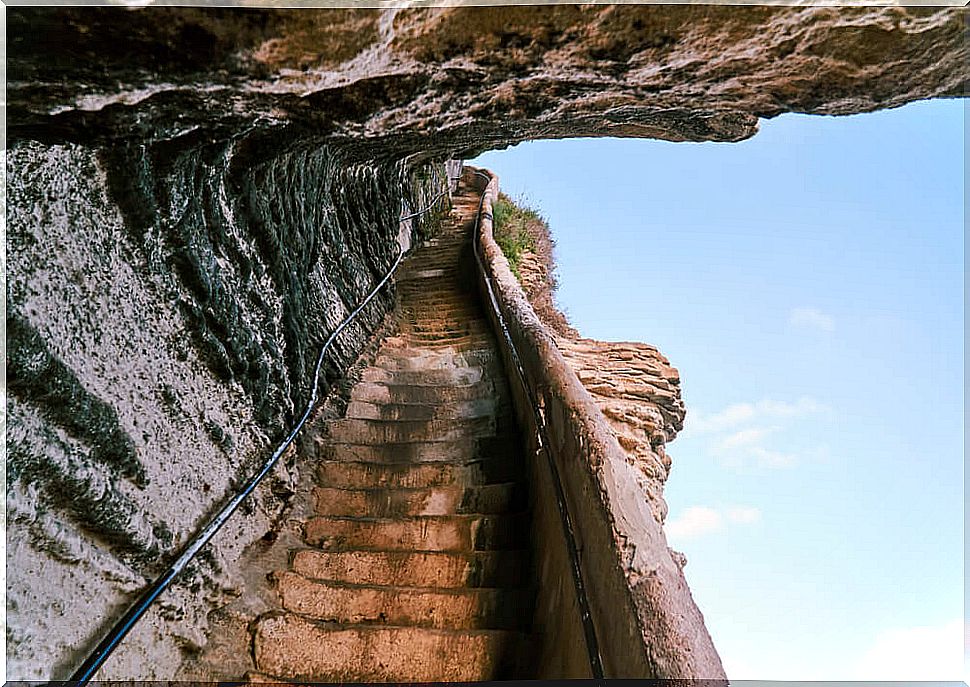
556,337,685,525
6,4,966,681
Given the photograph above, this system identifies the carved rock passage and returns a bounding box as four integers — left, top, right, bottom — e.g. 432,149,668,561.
5,4,966,680
247,178,535,682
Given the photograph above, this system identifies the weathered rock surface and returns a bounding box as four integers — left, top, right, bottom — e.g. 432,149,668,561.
5,4,966,681
556,337,685,524
8,6,966,152
239,182,535,682
6,137,452,680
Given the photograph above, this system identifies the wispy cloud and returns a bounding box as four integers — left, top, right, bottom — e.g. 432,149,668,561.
688,397,828,435
685,397,830,470
789,306,835,332
853,618,964,681
665,505,762,541
714,427,776,452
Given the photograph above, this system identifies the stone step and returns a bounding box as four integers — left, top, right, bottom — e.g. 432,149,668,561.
404,327,492,341
303,514,529,552
318,436,520,464
373,347,496,365
326,416,506,445
399,263,464,276
400,300,483,312
275,572,531,630
409,320,491,332
395,339,496,353
291,549,529,589
397,271,461,285
317,458,525,490
349,381,497,405
253,614,533,682
344,398,501,421
395,293,480,306
360,366,485,386
311,482,524,517
403,332,495,345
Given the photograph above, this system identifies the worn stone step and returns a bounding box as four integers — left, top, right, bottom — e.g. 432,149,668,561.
275,572,531,630
396,340,496,353
397,272,461,286
326,416,505,444
344,398,501,421
405,328,492,339
291,549,529,589
402,323,490,335
312,482,524,517
360,366,485,386
253,614,533,682
395,293,479,306
400,303,483,315
399,265,464,278
402,334,495,347
400,289,472,298
373,348,496,367
317,458,525,491
319,435,520,464
304,514,529,552
349,381,496,405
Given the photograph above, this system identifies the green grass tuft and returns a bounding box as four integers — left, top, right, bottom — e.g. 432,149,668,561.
492,194,541,280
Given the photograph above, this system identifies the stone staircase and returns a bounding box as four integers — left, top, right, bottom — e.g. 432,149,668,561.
249,186,536,682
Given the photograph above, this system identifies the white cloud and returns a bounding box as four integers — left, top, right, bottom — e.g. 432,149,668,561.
666,506,723,540
665,505,761,541
714,427,776,451
685,397,831,470
749,446,799,469
688,403,756,434
789,306,835,332
853,618,964,681
689,397,828,435
757,397,828,417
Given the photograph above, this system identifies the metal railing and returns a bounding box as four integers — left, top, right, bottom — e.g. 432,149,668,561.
68,177,454,684
469,169,605,680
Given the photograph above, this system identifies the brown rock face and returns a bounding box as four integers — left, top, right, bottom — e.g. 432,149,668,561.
8,6,966,151
557,337,685,524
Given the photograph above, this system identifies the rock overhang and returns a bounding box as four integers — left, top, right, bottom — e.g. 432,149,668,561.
7,5,967,152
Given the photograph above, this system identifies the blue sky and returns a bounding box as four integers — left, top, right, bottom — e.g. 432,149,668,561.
471,98,964,681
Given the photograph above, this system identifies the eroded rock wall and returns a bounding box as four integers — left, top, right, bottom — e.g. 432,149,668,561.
6,136,451,679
